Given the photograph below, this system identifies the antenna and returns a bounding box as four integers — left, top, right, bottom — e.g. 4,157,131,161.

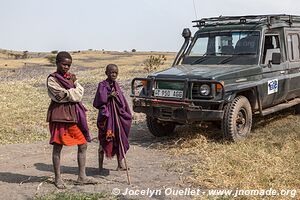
193,0,198,19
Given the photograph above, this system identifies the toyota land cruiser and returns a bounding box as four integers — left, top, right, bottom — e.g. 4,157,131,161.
131,14,300,141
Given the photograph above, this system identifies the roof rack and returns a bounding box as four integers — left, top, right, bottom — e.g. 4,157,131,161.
192,14,300,27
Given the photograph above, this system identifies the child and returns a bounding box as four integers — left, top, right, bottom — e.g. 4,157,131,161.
46,51,97,188
93,64,132,173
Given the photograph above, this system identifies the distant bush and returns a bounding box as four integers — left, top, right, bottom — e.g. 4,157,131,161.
144,55,166,73
46,55,56,65
51,50,58,54
132,49,137,52
22,51,29,59
11,53,22,59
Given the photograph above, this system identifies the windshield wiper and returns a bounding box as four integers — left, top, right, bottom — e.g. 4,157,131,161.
218,56,238,64
191,53,212,64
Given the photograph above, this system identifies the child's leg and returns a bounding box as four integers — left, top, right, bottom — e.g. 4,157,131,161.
116,154,126,171
76,143,98,184
77,143,87,180
52,143,65,188
98,145,104,172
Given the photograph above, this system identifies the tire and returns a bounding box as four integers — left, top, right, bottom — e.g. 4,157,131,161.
211,121,221,129
146,116,176,137
222,96,252,141
295,104,300,114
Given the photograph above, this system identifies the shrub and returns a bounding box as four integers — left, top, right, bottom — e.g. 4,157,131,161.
144,55,166,73
51,50,58,54
46,55,56,65
22,51,29,59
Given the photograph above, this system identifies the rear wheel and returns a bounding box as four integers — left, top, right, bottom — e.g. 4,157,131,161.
222,96,252,141
146,116,176,137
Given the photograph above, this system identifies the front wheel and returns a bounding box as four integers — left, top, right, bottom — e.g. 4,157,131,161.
222,96,252,141
295,103,300,114
146,116,176,137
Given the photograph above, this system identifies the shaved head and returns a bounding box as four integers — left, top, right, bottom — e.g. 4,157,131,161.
105,63,118,72
105,64,118,82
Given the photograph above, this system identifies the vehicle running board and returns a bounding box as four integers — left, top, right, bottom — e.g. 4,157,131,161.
261,98,300,116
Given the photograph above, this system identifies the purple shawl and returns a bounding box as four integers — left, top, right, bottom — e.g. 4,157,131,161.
93,80,132,160
51,72,92,142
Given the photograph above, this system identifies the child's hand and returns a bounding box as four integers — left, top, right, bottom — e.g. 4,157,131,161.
71,74,77,82
109,91,118,98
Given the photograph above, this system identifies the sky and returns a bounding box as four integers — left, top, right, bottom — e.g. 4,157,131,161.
0,0,299,52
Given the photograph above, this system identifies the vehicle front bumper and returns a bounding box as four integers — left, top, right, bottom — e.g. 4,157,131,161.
133,98,224,124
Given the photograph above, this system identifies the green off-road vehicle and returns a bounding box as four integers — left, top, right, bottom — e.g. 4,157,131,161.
131,14,300,141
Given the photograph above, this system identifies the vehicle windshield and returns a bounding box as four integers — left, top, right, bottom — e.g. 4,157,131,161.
184,31,260,65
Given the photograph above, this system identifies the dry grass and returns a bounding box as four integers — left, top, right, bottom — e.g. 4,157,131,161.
163,111,300,199
0,79,49,144
35,191,118,200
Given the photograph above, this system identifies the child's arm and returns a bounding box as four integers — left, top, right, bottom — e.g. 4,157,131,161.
93,82,108,109
47,76,83,103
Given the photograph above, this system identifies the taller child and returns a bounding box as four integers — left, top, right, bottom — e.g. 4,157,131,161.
46,51,95,188
93,64,132,172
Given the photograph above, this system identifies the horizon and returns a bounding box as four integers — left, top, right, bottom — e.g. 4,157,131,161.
0,0,299,52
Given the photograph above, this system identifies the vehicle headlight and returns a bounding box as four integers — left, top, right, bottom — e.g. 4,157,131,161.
200,84,211,96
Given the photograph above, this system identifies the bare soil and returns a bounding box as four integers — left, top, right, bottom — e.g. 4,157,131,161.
0,63,189,199
0,122,192,200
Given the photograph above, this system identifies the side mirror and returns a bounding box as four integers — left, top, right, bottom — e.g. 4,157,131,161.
271,52,281,64
182,28,191,39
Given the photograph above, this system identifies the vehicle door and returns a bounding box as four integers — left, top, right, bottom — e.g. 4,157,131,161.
285,28,300,99
260,31,289,107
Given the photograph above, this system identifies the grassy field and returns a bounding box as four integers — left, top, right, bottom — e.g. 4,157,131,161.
0,50,174,144
35,191,118,200
0,50,299,199
163,111,299,199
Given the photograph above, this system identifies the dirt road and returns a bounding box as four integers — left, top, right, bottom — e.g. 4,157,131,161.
0,122,190,200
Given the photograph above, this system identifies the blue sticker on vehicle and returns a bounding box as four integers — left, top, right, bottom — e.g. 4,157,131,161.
268,79,278,94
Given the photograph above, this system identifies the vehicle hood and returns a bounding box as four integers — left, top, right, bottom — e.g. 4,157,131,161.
151,64,261,80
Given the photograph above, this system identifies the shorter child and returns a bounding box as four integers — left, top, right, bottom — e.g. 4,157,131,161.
93,64,132,172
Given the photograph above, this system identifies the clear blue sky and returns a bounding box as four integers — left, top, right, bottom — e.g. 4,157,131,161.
0,0,299,52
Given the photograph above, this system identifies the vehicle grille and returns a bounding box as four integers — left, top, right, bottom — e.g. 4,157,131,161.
156,81,184,90
192,83,202,99
160,107,173,118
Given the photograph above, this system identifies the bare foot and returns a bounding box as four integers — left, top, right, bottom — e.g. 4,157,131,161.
75,177,98,185
54,179,66,189
116,166,130,171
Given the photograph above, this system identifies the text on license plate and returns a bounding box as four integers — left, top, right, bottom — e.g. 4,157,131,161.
154,89,183,98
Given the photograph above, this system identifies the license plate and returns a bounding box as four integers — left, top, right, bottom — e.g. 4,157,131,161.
154,89,183,98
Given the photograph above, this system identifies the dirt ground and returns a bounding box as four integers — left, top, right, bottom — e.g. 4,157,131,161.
0,62,193,200
0,122,192,200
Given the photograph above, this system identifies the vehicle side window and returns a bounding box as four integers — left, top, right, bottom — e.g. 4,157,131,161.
262,35,281,64
287,33,300,61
